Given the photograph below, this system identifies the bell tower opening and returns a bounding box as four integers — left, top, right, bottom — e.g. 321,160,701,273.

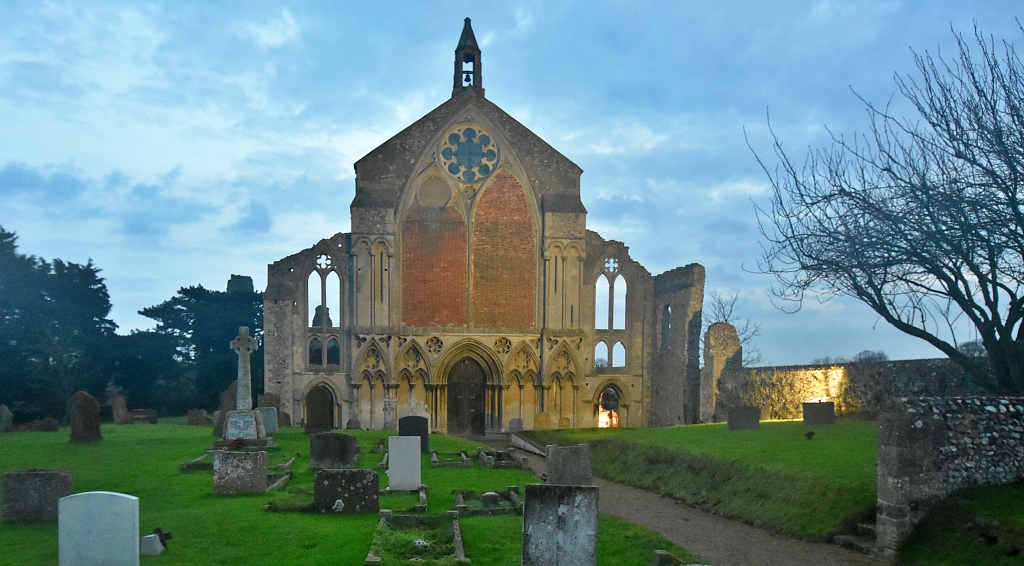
453,17,483,95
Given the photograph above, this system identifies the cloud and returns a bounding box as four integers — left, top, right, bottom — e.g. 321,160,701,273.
227,201,272,234
237,9,300,49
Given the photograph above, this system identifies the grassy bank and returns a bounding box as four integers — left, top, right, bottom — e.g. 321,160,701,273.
0,423,699,565
525,420,878,540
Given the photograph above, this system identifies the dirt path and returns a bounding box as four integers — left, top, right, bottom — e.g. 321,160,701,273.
481,438,877,566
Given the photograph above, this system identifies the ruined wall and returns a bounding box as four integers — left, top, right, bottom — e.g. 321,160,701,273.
650,264,705,425
876,397,1024,556
715,358,987,420
701,322,741,422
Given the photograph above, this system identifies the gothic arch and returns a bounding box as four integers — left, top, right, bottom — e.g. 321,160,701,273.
505,341,539,377
433,338,503,385
589,378,632,407
303,377,340,401
396,340,431,381
546,343,580,382
354,339,393,384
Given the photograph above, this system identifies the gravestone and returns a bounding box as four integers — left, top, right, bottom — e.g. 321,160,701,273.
140,534,164,556
803,401,836,425
557,416,572,429
128,409,157,424
0,404,12,432
257,407,279,434
212,384,237,437
727,406,761,430
545,444,592,485
398,415,429,453
507,417,523,432
58,491,139,566
69,391,102,443
110,395,130,425
312,469,380,513
224,410,266,441
186,409,213,426
387,436,421,491
2,469,73,523
309,432,359,469
280,412,292,426
534,412,551,430
258,392,280,410
231,326,258,411
213,450,268,495
14,417,58,432
522,484,599,566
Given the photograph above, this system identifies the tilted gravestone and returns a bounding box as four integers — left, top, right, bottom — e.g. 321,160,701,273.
309,432,359,470
387,436,421,491
545,444,592,485
803,401,836,426
727,406,761,430
522,484,599,566
186,409,213,426
58,491,139,566
212,384,237,437
69,391,102,443
313,469,379,513
398,415,429,453
258,392,280,411
257,407,279,434
2,469,73,523
110,395,130,425
0,404,13,432
213,451,268,495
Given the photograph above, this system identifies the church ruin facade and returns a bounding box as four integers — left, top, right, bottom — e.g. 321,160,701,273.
262,19,705,434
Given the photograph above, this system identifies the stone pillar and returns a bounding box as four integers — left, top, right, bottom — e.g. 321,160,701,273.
701,322,741,423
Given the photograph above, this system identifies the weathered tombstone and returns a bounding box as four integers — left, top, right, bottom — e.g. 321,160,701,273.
257,407,279,434
545,444,592,485
212,384,236,437
213,450,268,495
309,432,359,469
312,469,380,513
522,484,599,566
110,395,130,425
727,406,761,430
305,387,333,433
224,410,266,441
398,415,429,453
69,391,102,443
534,412,551,430
258,392,280,410
186,409,213,426
507,417,524,432
481,491,500,507
58,491,139,566
0,404,13,432
803,401,836,425
387,436,421,491
280,412,292,426
2,469,73,523
128,409,158,424
557,416,572,429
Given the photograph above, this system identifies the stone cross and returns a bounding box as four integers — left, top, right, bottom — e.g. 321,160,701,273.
230,327,259,411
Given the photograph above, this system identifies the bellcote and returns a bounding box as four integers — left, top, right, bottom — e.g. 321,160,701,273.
453,18,483,96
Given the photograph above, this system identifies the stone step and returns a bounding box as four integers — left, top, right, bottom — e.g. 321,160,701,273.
834,534,879,555
857,522,877,536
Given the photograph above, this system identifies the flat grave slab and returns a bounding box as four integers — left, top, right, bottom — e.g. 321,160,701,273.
430,451,473,468
2,469,73,523
478,447,529,469
522,484,598,566
365,511,468,564
454,486,522,516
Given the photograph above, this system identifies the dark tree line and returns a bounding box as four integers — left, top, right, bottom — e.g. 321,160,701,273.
754,26,1024,394
0,226,262,422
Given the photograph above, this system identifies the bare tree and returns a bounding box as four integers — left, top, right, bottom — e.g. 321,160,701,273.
752,25,1024,394
704,290,764,366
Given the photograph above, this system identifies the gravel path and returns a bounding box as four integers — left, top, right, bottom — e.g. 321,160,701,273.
481,438,878,566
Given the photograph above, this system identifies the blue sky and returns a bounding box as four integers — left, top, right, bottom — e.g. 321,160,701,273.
1,1,1019,364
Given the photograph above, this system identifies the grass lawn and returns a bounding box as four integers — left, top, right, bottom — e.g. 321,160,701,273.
525,419,878,541
0,422,700,565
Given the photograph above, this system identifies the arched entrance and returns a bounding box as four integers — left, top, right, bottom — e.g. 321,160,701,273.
305,384,334,432
597,384,621,428
447,357,487,435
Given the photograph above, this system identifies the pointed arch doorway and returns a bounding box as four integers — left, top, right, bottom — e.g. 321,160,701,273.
447,357,487,435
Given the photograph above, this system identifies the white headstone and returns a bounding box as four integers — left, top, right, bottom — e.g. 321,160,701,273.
387,436,421,491
256,407,278,434
140,534,164,556
58,491,139,566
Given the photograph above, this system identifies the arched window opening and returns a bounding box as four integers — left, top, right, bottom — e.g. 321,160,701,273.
594,342,609,368
598,385,621,428
325,271,341,328
595,274,610,330
613,275,627,330
309,337,323,366
308,271,322,327
326,338,341,365
662,304,672,350
612,342,626,367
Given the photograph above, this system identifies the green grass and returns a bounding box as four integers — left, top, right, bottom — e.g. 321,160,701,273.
525,419,878,540
896,481,1024,566
0,424,699,565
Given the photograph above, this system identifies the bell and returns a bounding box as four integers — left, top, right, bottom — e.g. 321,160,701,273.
463,71,472,84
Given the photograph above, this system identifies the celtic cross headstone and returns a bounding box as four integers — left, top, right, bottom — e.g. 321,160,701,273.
230,327,258,411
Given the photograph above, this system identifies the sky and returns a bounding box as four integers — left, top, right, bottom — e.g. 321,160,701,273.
1,1,1020,365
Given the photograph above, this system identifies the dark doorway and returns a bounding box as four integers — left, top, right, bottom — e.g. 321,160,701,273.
305,384,334,433
447,357,487,435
